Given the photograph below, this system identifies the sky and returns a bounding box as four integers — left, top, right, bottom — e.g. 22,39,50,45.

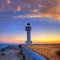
0,0,60,44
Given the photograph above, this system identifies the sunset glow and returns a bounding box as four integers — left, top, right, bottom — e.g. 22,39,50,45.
0,0,60,44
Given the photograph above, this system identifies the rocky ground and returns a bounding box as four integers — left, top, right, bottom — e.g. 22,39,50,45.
0,45,20,60
0,44,60,60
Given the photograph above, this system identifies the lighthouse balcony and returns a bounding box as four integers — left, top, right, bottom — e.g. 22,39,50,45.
25,27,31,31
25,41,32,45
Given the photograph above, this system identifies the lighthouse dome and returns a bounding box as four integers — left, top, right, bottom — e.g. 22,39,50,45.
27,23,30,25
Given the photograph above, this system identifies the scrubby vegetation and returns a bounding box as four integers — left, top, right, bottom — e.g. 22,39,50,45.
17,45,25,60
1,53,5,56
26,44,60,60
0,48,5,52
56,50,60,57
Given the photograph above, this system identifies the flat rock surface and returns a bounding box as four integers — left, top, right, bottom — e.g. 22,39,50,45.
0,46,18,60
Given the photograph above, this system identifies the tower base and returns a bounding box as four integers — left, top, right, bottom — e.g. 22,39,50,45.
25,41,32,45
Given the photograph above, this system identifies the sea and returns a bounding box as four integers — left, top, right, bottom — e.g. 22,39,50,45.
0,43,19,50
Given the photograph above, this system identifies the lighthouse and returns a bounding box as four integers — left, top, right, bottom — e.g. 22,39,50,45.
25,23,32,45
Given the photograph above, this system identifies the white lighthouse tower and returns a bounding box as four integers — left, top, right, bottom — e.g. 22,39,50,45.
25,23,32,45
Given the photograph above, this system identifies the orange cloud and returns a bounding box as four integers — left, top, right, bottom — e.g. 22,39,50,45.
32,9,39,13
38,4,47,8
27,5,31,8
13,6,60,20
0,0,60,21
16,5,21,11
6,0,11,4
45,7,60,20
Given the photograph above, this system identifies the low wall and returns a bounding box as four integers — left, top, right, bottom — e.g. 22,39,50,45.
22,46,46,60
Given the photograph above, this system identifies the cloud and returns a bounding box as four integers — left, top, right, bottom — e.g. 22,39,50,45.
13,13,53,20
45,7,60,20
32,9,39,13
6,0,11,4
0,0,60,20
16,5,21,11
13,14,43,18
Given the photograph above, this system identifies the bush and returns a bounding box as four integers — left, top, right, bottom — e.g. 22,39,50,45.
0,49,5,52
1,53,5,56
19,45,22,49
56,50,60,56
17,49,22,57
